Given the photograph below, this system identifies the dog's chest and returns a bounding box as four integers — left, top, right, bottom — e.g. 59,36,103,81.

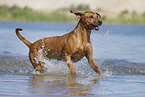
71,46,86,62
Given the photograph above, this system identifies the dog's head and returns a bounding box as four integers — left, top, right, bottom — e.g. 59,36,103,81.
70,10,102,31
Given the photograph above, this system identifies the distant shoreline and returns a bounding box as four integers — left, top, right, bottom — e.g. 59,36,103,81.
0,5,145,24
1,20,145,25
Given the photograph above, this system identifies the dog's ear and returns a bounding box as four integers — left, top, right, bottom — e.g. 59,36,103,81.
70,10,84,18
96,13,101,19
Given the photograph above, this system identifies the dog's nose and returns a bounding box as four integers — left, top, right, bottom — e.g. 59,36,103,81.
98,20,102,26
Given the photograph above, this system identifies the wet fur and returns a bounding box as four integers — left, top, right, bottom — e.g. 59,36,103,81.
15,10,102,76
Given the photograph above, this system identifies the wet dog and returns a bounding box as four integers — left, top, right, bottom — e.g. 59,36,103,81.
16,10,102,75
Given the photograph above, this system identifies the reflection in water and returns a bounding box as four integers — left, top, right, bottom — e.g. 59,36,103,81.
29,75,99,96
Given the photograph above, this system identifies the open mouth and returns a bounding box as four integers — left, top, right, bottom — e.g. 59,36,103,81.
90,24,100,30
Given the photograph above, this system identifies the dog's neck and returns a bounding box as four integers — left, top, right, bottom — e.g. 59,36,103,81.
73,19,91,43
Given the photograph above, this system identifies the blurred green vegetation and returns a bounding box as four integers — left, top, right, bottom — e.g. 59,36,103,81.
0,5,145,24
0,5,76,22
70,4,90,11
105,10,145,24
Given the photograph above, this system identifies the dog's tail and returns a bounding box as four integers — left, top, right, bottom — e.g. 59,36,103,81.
15,28,32,48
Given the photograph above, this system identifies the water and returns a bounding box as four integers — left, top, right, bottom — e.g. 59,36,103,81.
0,22,145,96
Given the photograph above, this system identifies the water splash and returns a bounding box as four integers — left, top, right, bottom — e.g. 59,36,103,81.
43,59,70,76
1,55,145,77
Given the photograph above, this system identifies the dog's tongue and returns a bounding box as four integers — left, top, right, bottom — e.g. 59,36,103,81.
95,26,99,30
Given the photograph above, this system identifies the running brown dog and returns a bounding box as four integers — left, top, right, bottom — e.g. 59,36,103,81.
16,10,102,75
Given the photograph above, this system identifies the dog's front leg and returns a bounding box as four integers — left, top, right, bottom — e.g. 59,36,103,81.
85,43,101,76
64,55,76,75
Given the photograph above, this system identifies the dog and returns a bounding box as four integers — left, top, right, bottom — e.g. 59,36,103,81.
16,10,102,76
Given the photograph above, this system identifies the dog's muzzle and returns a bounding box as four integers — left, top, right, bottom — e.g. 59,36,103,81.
90,20,102,30
98,20,102,26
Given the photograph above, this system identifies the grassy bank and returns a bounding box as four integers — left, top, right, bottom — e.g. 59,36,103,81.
0,5,145,24
0,5,77,22
104,10,145,24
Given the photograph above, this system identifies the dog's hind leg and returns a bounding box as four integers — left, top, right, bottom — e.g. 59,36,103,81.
29,52,44,73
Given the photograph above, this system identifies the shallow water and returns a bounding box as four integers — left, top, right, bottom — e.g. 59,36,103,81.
0,22,145,96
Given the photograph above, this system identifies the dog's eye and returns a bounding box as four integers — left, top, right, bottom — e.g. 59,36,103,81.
89,16,93,19
97,15,100,19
